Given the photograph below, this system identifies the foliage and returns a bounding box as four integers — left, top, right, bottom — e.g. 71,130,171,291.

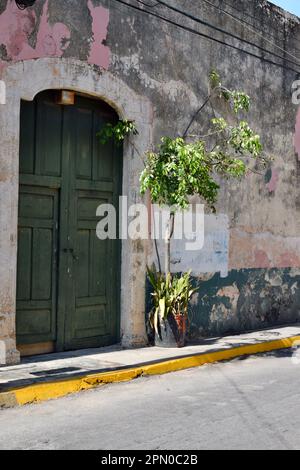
140,71,266,211
209,70,250,113
97,119,138,146
147,267,198,338
140,137,219,210
209,69,221,89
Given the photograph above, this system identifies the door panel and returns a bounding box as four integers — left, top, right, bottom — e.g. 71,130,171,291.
75,107,93,180
17,91,121,354
74,193,111,323
19,101,35,175
63,99,120,349
36,99,63,177
16,186,59,345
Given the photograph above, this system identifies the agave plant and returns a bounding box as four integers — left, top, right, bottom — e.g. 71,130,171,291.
147,267,198,339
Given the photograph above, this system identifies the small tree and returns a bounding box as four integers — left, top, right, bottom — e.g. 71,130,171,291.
98,71,269,342
140,71,267,276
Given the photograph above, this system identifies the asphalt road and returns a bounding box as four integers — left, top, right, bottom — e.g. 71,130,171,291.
0,349,300,450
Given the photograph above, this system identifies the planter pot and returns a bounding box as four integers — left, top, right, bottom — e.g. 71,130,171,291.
155,314,187,348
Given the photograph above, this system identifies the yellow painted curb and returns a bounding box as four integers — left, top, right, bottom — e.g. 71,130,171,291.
1,335,300,408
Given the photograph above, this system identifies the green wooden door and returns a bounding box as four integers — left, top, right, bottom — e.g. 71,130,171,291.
17,91,121,354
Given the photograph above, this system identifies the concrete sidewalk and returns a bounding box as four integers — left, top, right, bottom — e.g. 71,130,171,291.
1,324,300,408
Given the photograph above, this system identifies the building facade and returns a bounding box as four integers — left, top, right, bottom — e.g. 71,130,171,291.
0,0,300,364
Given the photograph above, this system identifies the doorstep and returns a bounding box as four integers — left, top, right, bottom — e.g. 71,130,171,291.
1,323,300,408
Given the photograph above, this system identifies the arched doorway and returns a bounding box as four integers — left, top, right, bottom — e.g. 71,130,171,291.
16,90,122,356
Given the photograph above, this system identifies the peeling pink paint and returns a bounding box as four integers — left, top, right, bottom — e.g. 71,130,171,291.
35,1,70,58
230,228,300,270
254,249,271,268
87,0,110,69
0,0,70,73
278,252,300,268
294,107,300,161
266,167,280,193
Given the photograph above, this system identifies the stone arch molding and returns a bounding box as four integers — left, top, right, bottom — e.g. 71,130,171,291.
0,58,152,364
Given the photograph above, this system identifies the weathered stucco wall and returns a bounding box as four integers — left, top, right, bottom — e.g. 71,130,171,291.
189,269,300,339
1,0,300,361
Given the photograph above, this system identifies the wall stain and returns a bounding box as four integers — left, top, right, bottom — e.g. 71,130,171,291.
266,167,280,193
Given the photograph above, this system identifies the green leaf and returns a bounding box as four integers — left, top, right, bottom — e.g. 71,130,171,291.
209,70,221,89
97,120,138,146
159,298,166,320
153,307,160,337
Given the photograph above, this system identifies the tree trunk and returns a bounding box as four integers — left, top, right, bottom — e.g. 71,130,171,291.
165,212,175,276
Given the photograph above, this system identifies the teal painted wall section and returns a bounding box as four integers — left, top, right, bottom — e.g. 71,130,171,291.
188,268,300,340
146,269,300,344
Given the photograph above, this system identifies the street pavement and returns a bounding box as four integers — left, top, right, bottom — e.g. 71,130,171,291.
0,349,299,450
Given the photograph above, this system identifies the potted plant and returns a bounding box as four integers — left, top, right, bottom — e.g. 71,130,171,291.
147,268,198,347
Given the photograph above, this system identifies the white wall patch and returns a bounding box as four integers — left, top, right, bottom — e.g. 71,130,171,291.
0,81,6,104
